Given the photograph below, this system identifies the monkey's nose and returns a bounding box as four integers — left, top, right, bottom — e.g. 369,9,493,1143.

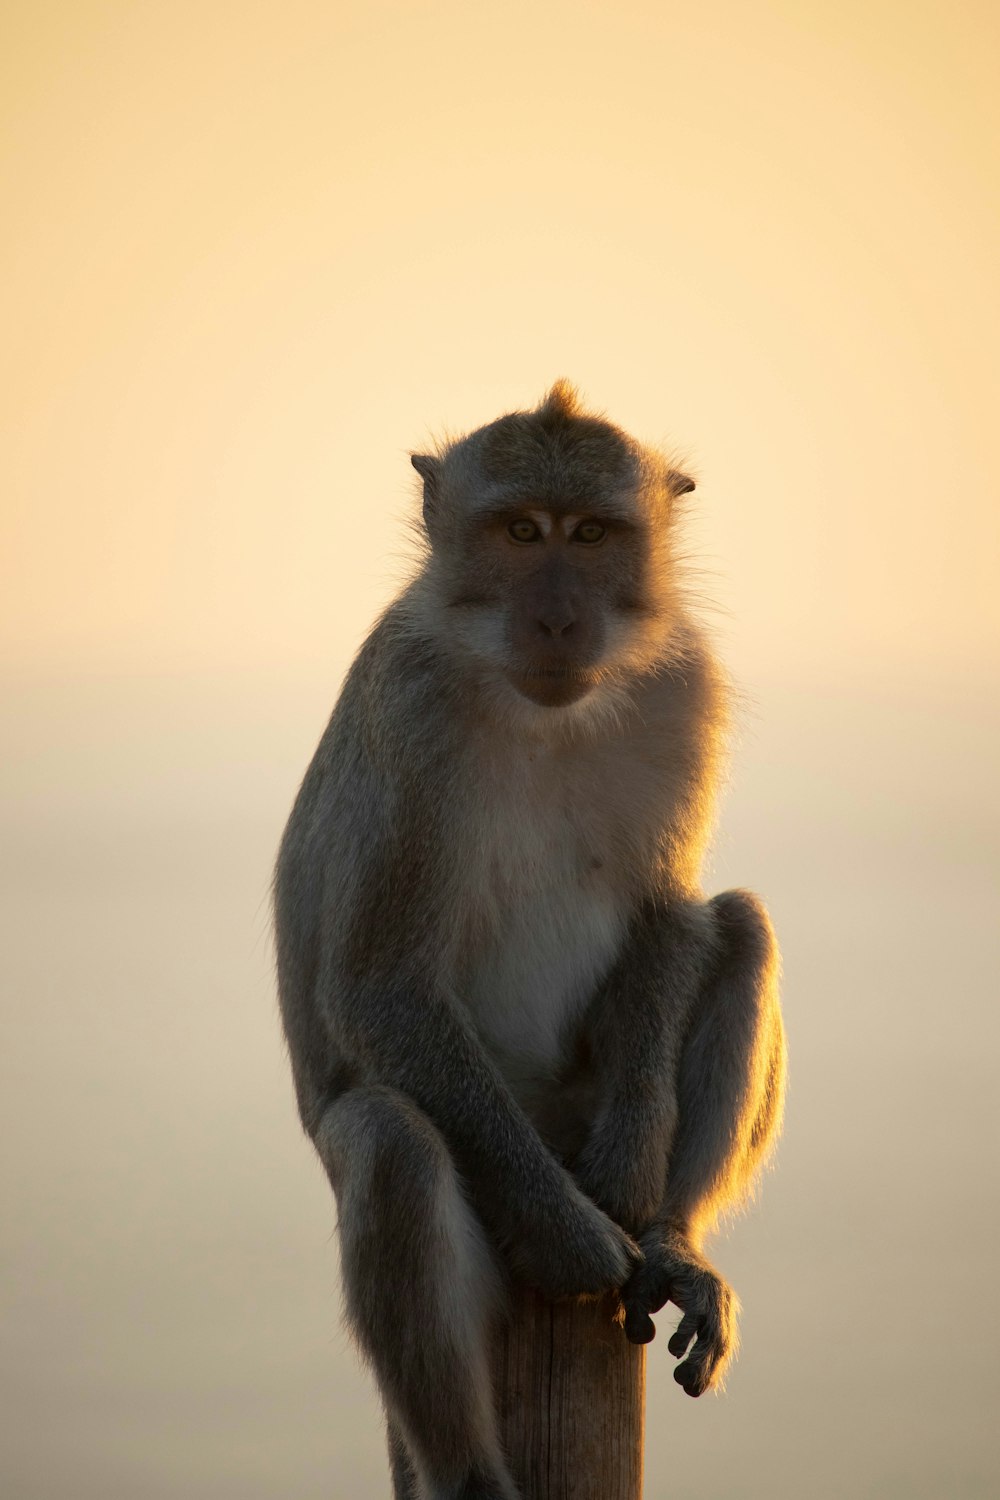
537,610,576,638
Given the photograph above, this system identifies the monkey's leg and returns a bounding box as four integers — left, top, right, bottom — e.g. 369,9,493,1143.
622,889,786,1396
387,1418,420,1500
571,898,716,1236
661,890,785,1234
314,1087,518,1500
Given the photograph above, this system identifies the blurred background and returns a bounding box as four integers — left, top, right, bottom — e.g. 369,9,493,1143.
2,2,998,1496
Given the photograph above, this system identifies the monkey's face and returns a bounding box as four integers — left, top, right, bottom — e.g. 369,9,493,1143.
413,396,691,714
445,499,671,710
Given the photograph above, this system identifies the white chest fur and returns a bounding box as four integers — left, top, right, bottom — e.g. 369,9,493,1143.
449,737,638,1076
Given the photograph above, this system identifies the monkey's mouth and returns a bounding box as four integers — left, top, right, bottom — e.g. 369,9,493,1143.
506,667,596,708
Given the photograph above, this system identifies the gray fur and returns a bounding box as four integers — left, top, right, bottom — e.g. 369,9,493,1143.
274,383,786,1494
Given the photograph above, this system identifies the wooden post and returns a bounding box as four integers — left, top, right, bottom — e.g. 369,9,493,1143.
491,1285,646,1500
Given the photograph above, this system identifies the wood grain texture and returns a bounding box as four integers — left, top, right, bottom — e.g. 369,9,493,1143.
492,1287,645,1500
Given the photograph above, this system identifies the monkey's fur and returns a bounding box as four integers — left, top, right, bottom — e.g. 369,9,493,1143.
274,382,786,1500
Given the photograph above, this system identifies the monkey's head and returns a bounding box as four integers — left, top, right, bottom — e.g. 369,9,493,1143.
410,381,695,715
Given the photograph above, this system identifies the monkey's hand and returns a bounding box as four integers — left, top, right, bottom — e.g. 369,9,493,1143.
620,1226,740,1397
513,1186,642,1301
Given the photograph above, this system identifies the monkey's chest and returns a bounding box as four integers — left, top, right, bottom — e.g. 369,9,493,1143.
449,809,628,1078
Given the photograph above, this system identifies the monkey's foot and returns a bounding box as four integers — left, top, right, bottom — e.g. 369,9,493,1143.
620,1229,740,1397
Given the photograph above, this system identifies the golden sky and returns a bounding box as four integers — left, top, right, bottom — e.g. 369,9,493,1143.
3,0,998,682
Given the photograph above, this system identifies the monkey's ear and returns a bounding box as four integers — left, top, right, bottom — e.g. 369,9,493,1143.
411,453,441,526
411,453,440,490
666,469,696,496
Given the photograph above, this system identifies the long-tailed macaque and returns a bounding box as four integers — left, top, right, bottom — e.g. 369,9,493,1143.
274,382,786,1500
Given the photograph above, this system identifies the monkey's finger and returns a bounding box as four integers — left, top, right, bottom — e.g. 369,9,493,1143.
621,1266,668,1322
674,1362,705,1397
623,1305,657,1344
667,1311,700,1359
644,1281,672,1316
674,1331,726,1398
627,1268,672,1316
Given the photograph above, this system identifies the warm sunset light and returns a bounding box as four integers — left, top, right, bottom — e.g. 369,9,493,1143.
2,3,997,1498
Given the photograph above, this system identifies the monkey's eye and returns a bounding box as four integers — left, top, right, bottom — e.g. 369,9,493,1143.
572,521,607,545
507,519,542,544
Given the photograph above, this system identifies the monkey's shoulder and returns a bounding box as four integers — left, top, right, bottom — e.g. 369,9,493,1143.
278,608,463,893
301,608,458,783
354,603,469,752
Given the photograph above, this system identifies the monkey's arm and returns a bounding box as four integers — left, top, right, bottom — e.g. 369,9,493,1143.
324,958,639,1299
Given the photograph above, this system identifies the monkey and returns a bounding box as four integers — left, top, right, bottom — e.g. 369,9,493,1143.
273,381,786,1500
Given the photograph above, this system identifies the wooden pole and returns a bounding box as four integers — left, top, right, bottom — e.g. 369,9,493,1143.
491,1286,645,1500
